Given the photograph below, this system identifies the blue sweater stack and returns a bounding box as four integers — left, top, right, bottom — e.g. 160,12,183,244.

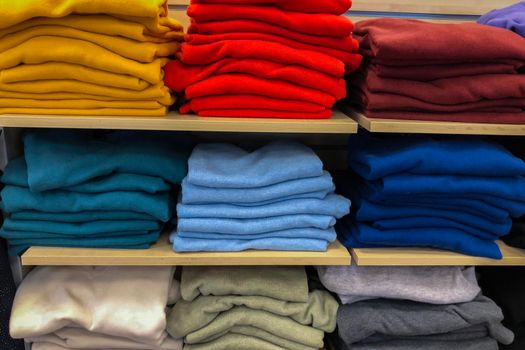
171,141,350,252
0,130,189,255
338,135,525,259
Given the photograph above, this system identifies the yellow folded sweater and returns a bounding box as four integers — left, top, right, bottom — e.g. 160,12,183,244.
0,107,168,116
0,63,152,90
0,15,184,42
0,0,169,29
0,80,174,105
0,91,173,104
0,26,179,63
0,99,165,109
0,36,168,84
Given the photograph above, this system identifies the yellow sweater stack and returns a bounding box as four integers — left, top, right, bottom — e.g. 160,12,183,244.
0,0,182,116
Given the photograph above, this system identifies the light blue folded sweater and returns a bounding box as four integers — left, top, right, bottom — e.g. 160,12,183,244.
177,194,350,219
1,186,173,221
187,142,324,188
2,157,170,194
181,172,335,205
171,235,330,252
177,215,336,235
174,227,337,241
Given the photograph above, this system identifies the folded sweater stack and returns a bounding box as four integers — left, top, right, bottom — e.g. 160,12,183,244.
167,266,338,350
0,130,189,255
346,18,525,123
164,0,362,119
0,0,182,116
319,265,514,350
10,266,182,350
171,141,350,252
338,136,525,259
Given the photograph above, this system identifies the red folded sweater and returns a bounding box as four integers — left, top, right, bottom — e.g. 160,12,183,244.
187,4,354,37
178,40,346,77
164,59,346,98
355,18,525,64
190,0,352,15
188,20,357,49
195,109,332,119
180,95,327,113
185,74,336,107
185,33,361,71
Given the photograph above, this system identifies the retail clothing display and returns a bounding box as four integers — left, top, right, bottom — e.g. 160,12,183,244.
168,266,337,350
0,0,181,116
335,295,514,349
338,135,525,259
0,130,189,255
164,0,361,119
479,2,525,37
0,239,24,350
10,266,181,349
346,18,525,123
479,267,525,350
317,265,480,305
171,142,350,252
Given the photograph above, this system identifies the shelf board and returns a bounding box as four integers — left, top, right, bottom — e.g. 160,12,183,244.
21,234,351,266
351,241,525,266
0,110,357,134
344,108,525,136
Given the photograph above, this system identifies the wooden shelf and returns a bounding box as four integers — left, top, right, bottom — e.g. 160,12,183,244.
344,108,525,136
350,241,525,266
21,234,352,266
0,110,357,134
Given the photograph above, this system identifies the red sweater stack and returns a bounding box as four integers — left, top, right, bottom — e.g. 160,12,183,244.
164,0,362,119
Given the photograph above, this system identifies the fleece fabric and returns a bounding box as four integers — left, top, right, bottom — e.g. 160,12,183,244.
187,142,323,188
182,333,311,350
190,0,351,15
191,109,333,119
164,59,346,97
187,4,354,37
181,266,308,302
171,235,331,252
317,265,480,304
479,2,525,38
167,290,338,339
179,41,346,77
175,228,336,242
10,266,174,342
23,130,188,191
336,296,514,347
338,220,503,259
0,0,171,29
0,15,183,42
177,195,350,219
181,172,334,205
29,328,182,350
9,210,155,223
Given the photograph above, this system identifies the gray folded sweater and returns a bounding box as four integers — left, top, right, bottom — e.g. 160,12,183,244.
337,295,514,348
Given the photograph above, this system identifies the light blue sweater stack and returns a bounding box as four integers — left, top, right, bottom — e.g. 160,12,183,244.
171,142,350,252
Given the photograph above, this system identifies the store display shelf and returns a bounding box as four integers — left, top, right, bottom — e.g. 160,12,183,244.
350,241,525,266
0,110,358,134
21,234,352,266
343,107,525,136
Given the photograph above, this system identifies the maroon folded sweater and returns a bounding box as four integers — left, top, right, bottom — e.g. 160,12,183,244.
185,74,336,107
190,0,352,15
355,18,525,65
164,59,346,98
178,40,347,77
187,4,354,37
